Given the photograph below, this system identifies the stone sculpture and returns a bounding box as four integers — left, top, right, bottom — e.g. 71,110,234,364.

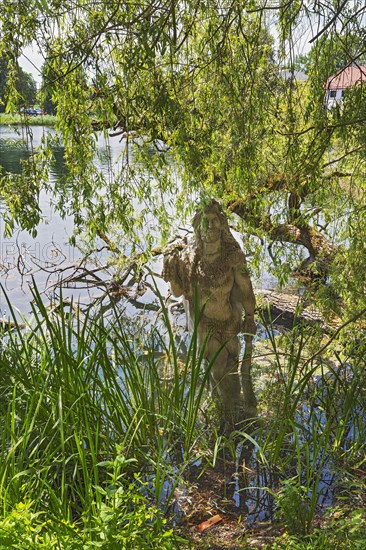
162,199,257,424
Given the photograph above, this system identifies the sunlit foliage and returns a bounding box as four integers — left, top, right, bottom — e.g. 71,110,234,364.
1,1,366,310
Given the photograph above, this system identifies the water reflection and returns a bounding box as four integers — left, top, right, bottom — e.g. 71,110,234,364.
0,140,29,174
0,125,120,177
0,124,276,316
0,125,131,314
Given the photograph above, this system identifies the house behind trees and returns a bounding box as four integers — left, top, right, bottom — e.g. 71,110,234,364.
325,65,366,108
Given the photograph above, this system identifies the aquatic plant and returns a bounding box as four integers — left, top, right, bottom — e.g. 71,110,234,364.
239,315,366,535
0,282,210,546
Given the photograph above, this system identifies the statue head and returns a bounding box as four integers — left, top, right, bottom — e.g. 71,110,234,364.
192,199,231,247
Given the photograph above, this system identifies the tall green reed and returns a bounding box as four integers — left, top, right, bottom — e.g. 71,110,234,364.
237,311,366,534
0,280,211,540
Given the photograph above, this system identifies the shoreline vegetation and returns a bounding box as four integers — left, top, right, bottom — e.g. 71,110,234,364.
0,113,57,126
1,0,366,545
0,282,365,549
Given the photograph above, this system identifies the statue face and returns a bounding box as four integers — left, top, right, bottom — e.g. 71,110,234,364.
201,211,222,244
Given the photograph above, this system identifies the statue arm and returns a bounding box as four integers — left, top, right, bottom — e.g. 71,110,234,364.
233,264,257,336
162,249,184,297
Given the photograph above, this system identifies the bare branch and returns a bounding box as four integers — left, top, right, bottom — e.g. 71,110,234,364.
309,0,349,44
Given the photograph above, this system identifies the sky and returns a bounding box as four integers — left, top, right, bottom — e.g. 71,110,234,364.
19,45,44,85
18,17,315,88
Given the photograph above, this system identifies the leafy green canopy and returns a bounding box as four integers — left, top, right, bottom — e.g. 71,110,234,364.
0,58,38,113
1,1,366,308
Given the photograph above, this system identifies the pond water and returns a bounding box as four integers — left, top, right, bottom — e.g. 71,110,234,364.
0,124,277,318
1,126,77,314
0,125,161,316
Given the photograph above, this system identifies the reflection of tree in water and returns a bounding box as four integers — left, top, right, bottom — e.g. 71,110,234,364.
96,145,114,172
0,139,30,174
0,135,113,182
50,145,68,180
0,130,67,180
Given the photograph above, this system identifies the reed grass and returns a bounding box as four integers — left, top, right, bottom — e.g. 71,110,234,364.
1,284,365,544
0,282,210,546
240,315,366,534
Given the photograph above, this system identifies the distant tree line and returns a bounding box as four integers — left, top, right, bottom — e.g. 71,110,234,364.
0,58,37,113
295,33,366,75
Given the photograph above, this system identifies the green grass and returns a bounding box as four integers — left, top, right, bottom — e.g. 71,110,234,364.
0,283,210,548
0,113,56,126
266,507,366,548
240,317,366,536
1,286,365,548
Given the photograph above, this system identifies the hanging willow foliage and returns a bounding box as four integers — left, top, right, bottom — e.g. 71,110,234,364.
1,0,366,312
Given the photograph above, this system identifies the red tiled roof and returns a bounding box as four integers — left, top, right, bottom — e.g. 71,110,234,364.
326,65,366,90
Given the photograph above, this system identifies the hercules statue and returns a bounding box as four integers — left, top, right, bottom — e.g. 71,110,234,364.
162,199,257,424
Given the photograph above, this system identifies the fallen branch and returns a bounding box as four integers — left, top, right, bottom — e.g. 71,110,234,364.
257,289,341,331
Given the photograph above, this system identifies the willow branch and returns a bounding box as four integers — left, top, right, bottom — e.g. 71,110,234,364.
309,0,349,43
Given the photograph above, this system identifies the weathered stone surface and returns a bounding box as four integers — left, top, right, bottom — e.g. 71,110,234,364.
162,200,257,424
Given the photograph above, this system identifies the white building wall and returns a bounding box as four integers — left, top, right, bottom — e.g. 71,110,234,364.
326,88,344,108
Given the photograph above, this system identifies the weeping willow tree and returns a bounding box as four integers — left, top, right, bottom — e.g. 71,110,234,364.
1,0,366,314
